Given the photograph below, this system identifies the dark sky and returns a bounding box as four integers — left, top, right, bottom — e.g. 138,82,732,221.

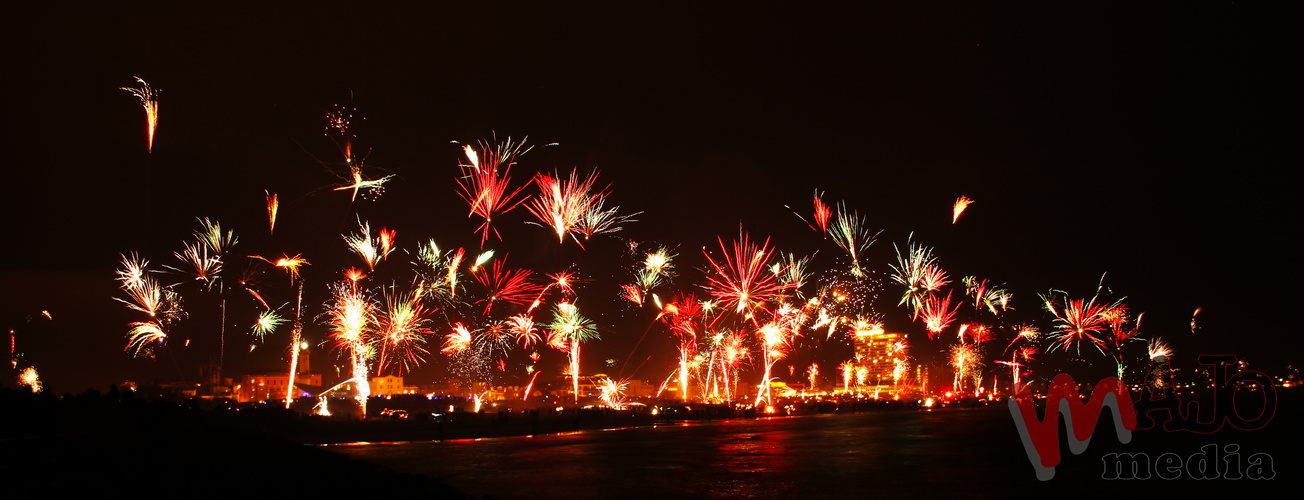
2,2,1297,394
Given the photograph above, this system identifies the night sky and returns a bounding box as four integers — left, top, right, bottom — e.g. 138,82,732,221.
3,2,1297,394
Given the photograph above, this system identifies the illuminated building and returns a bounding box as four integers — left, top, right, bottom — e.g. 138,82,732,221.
853,326,906,395
369,375,420,396
235,347,321,403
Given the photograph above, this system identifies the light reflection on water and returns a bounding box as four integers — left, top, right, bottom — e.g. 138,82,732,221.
334,408,1024,499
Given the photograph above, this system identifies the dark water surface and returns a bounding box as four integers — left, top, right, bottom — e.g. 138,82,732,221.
332,406,1292,499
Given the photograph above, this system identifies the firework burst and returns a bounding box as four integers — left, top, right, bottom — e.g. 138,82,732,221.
635,245,676,295
526,169,603,246
472,257,544,315
1040,290,1124,355
919,292,959,338
18,366,41,393
324,104,394,201
828,202,881,276
702,232,790,315
575,195,639,242
251,308,287,340
889,238,943,318
375,286,435,375
344,219,395,270
455,137,533,246
598,377,630,410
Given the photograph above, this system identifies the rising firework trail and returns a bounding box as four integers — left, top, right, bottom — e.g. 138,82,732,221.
121,77,158,153
266,191,278,235
952,196,974,224
545,301,599,404
660,294,702,402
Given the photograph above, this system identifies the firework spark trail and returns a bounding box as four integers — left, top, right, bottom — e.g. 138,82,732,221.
525,169,603,246
963,276,1012,314
528,271,578,313
116,253,148,289
827,202,881,277
522,370,542,401
575,195,639,243
18,366,41,393
445,248,465,298
893,357,910,389
807,363,819,392
324,104,394,201
772,252,813,298
474,322,519,372
333,172,395,201
507,314,540,348
889,238,942,318
661,294,702,402
125,322,168,357
195,218,238,257
266,191,278,234
545,301,599,404
950,343,980,394
121,77,158,153
813,192,832,234
1144,338,1175,393
952,196,974,224
1148,337,1172,360
173,219,241,368
1105,307,1144,378
325,277,376,412
786,190,832,235
472,257,544,315
170,241,219,286
598,377,629,409
1000,346,1037,389
959,323,994,345
753,313,798,406
115,256,184,357
344,219,396,270
1040,290,1125,356
412,240,460,305
702,232,790,315
455,138,533,246
919,291,958,338
840,360,855,393
620,284,643,306
716,331,749,402
635,246,675,296
375,286,434,376
918,263,949,294
252,308,286,340
442,323,473,354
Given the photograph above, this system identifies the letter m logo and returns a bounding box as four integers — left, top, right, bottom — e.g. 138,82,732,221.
1009,374,1138,480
